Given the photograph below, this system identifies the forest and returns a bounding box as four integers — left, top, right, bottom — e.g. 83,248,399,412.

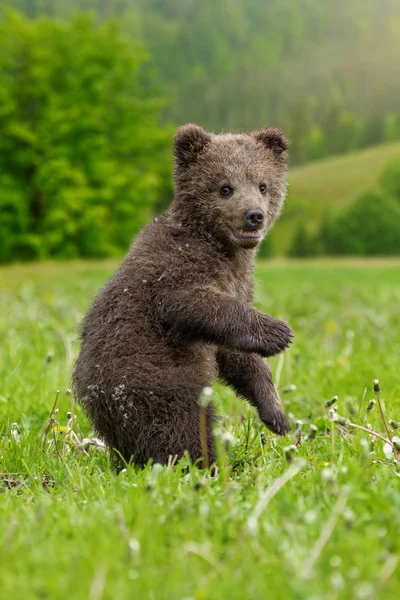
1,1,400,260
9,0,400,162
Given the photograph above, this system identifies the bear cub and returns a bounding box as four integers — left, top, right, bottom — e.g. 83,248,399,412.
73,124,293,467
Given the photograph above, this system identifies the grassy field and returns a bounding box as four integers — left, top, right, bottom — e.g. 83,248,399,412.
272,141,400,253
1,259,400,599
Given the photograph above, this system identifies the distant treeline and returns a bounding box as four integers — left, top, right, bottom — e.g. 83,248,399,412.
8,0,400,164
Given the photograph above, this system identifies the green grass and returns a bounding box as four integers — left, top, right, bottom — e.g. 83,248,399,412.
1,259,400,599
271,141,400,254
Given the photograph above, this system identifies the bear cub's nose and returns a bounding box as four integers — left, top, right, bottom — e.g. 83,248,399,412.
245,209,264,229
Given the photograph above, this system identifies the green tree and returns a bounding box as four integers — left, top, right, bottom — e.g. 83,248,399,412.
326,191,400,256
257,233,273,259
287,222,317,257
314,211,333,255
379,158,400,201
0,10,172,262
384,112,400,142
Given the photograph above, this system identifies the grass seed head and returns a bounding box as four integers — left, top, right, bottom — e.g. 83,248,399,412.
392,437,400,452
328,408,338,422
283,444,297,463
373,379,381,393
199,386,213,407
325,396,338,408
282,384,297,394
308,424,318,440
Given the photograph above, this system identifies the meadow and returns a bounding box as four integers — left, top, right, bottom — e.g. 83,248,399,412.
1,259,400,599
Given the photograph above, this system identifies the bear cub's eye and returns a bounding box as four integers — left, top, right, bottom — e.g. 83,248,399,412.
220,185,233,197
259,184,267,195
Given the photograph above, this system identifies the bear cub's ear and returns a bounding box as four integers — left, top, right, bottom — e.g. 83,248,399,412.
174,124,212,167
253,127,289,156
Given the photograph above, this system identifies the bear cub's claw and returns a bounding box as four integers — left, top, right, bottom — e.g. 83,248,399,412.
262,407,291,436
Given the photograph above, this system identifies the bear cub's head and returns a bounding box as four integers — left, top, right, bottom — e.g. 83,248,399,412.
172,124,289,249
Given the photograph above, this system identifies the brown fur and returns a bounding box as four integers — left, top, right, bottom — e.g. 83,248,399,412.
73,124,293,467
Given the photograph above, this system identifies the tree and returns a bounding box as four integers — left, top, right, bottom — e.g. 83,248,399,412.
326,191,400,255
0,10,172,262
379,158,400,202
287,222,317,257
257,233,273,259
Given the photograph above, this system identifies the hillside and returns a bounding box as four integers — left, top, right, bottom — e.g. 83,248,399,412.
271,141,400,254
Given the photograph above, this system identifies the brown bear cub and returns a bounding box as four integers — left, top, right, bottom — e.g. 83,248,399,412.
73,124,293,467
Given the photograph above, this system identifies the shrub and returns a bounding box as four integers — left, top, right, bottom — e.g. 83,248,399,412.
257,234,273,258
0,10,172,262
287,222,318,257
324,191,400,255
379,158,400,201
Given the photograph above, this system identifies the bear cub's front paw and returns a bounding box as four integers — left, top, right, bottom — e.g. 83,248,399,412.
261,405,291,436
258,316,294,357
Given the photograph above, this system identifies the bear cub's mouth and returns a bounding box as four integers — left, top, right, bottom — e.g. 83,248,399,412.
233,228,263,239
